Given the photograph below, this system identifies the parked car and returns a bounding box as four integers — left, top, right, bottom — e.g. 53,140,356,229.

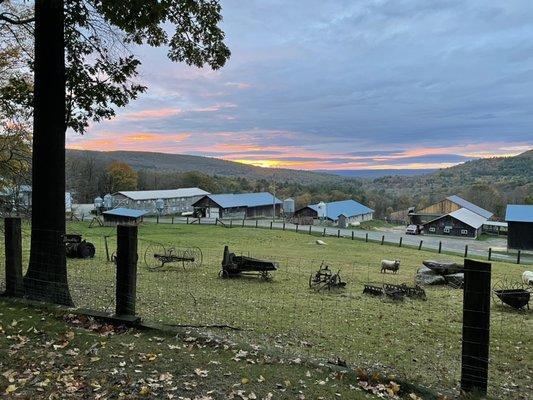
406,224,422,235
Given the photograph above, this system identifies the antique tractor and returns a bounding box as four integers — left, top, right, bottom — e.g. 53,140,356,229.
64,234,96,259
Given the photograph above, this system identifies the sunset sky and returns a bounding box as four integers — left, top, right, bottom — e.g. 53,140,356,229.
67,0,533,170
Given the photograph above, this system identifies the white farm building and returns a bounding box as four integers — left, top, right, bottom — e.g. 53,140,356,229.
111,188,209,216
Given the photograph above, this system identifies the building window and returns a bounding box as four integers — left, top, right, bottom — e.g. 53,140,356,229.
429,227,436,232
461,229,468,235
443,226,451,234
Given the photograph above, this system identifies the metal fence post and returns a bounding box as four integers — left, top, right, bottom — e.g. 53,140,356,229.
171,216,174,224
296,224,299,233
337,229,340,238
488,248,492,261
464,244,468,258
186,216,189,224
256,220,258,228
438,241,442,253
381,235,384,245
156,214,159,224
323,228,326,237
418,240,423,250
4,217,23,297
351,231,354,240
242,219,245,228
115,225,139,320
104,235,110,262
517,250,521,265
365,233,368,242
230,220,233,228
283,222,286,231
461,259,491,395
270,221,273,230
309,225,312,235
399,237,402,247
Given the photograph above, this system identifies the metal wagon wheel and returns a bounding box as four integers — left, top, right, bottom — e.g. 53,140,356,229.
184,247,203,268
218,269,230,279
144,243,167,270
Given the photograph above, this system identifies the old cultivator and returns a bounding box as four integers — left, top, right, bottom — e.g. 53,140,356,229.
492,278,531,310
144,243,203,270
309,262,347,291
363,283,427,301
220,246,278,280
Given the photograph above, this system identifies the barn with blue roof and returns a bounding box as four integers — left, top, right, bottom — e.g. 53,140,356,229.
505,204,533,250
192,192,282,219
294,199,374,226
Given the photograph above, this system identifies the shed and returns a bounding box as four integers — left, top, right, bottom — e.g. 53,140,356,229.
409,195,493,225
505,205,533,250
192,192,282,219
294,199,374,225
102,208,148,226
423,208,486,238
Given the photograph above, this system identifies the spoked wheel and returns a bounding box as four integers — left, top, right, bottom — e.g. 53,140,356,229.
260,271,272,281
492,278,525,306
218,269,230,279
184,247,203,268
144,243,166,270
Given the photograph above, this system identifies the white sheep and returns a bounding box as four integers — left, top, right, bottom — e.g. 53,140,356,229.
522,271,533,286
381,259,400,274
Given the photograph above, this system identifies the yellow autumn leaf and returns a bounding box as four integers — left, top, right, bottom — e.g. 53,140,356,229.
139,386,150,396
241,377,250,384
5,384,17,394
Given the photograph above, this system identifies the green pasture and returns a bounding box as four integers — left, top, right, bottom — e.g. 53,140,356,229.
2,221,532,399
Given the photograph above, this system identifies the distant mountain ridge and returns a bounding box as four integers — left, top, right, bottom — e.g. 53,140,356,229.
66,149,346,185
316,168,437,178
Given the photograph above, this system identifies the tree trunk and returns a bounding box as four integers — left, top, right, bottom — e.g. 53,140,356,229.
23,0,73,306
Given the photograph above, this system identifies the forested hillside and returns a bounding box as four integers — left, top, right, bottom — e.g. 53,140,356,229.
66,149,532,219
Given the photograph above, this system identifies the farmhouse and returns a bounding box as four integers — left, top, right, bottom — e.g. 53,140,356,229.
409,195,493,225
192,192,282,219
294,199,374,226
505,204,533,250
423,208,486,238
102,207,148,226
111,188,209,215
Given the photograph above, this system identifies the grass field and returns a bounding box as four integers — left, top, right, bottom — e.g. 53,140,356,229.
2,221,532,399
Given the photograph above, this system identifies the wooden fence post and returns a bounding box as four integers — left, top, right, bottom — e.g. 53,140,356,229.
4,217,23,297
104,235,110,262
418,240,423,250
115,225,139,321
461,259,491,396
464,244,468,258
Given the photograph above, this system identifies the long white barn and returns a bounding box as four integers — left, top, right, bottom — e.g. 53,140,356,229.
112,188,209,215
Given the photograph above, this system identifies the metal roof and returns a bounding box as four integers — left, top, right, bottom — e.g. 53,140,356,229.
446,195,493,219
483,221,508,227
505,204,533,223
198,192,282,208
425,207,487,229
103,208,148,218
116,188,209,201
307,199,374,221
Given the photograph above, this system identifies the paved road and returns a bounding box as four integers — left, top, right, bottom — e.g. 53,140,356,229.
144,217,532,265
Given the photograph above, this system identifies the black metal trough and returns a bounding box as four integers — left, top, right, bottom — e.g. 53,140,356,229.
494,289,530,310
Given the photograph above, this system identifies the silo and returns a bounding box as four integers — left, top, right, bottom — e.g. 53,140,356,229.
155,198,165,214
103,193,113,209
317,201,327,219
283,198,295,216
94,196,103,208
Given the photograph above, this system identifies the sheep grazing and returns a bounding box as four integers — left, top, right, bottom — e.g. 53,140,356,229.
381,259,400,274
523,271,533,286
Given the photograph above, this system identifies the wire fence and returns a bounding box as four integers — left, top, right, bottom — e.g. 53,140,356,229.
0,219,531,399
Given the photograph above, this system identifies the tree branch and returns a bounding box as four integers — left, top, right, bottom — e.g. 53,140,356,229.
0,12,35,25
